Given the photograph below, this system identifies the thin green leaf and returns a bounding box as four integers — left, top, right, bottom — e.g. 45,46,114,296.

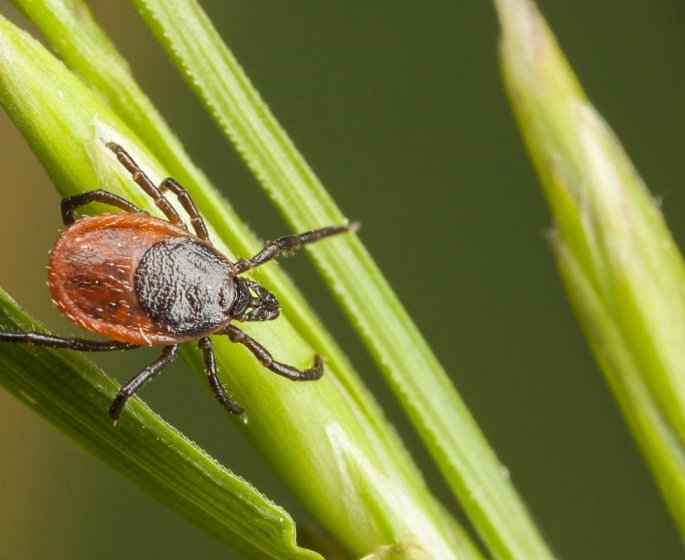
127,0,555,558
495,0,685,537
0,6,475,558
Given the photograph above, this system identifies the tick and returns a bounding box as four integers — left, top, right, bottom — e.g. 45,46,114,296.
0,142,357,423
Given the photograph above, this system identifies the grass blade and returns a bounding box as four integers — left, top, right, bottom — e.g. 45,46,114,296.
495,0,685,537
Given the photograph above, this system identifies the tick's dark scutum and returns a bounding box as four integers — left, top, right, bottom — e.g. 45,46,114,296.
134,236,236,337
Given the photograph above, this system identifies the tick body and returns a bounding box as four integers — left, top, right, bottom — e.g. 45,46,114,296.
50,213,238,345
1,143,356,422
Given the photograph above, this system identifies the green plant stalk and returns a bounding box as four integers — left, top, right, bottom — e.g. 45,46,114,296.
127,0,556,558
0,9,478,559
495,0,685,537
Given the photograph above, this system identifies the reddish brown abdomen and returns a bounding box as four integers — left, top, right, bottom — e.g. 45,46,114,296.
48,213,192,345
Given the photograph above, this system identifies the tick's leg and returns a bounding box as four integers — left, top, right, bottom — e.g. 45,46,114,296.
61,190,146,225
159,178,210,241
233,223,359,274
223,324,323,381
106,142,185,228
108,344,179,423
198,337,244,415
0,331,139,351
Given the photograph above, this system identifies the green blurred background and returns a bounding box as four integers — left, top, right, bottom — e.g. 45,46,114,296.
0,1,683,558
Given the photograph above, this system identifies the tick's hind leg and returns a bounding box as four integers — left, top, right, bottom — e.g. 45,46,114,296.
223,324,323,381
233,222,359,274
0,330,139,351
108,344,179,423
61,190,146,226
198,337,244,415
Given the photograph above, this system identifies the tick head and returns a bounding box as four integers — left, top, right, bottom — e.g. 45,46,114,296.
230,277,280,322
